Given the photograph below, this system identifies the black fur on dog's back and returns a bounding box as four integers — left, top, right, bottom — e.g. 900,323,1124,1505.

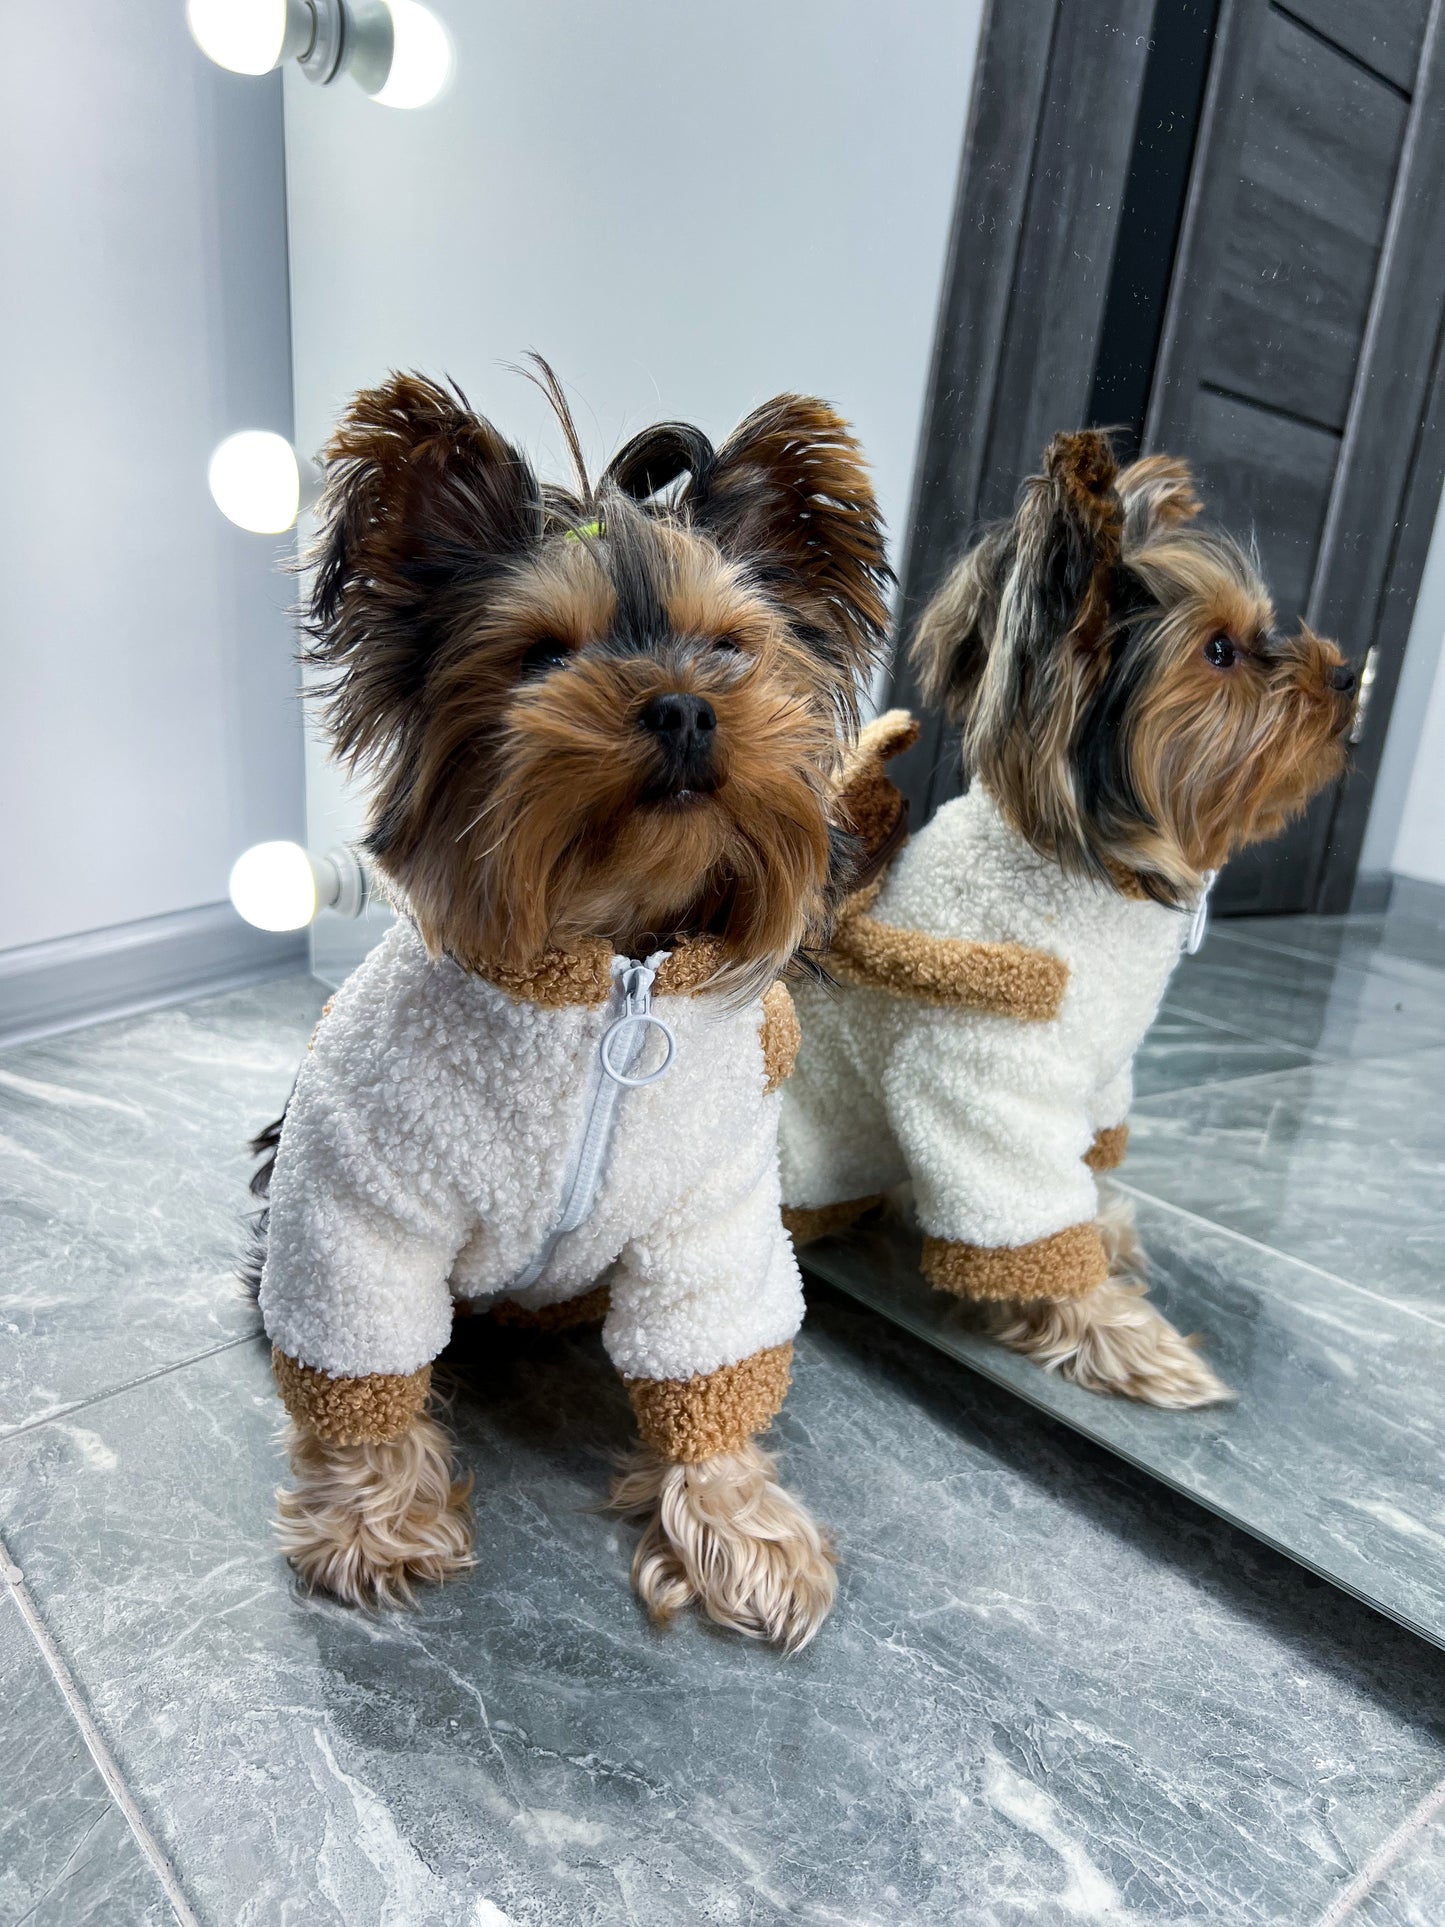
239,1103,288,1300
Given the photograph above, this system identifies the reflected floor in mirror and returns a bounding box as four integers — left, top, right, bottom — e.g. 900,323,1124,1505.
2,970,1445,1924
805,884,1445,1658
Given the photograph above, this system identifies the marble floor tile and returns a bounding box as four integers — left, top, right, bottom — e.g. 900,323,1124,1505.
1163,928,1445,1059
1349,1797,1445,1926
0,1586,169,1926
803,1198,1445,1648
1133,1005,1316,1098
1125,1046,1445,1318
1224,911,1445,993
2,1316,1445,1926
0,975,327,1436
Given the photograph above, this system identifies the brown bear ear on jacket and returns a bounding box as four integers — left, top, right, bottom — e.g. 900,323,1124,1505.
305,371,545,770
605,396,893,720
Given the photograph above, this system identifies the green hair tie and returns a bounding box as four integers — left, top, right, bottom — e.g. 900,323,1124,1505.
563,518,604,543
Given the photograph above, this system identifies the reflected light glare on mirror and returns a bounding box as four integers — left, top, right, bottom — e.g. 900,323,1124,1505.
185,0,303,75
229,842,321,931
371,0,452,108
207,430,302,533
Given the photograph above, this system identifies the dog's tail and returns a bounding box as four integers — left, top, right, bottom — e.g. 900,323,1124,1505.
239,1100,290,1300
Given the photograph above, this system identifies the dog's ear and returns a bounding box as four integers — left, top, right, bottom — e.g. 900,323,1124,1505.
306,371,543,766
1116,453,1201,550
610,398,892,703
1003,429,1124,663
909,524,1013,724
955,431,1128,868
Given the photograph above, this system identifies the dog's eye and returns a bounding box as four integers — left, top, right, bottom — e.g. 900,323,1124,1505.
521,638,569,678
710,634,744,654
1204,635,1237,669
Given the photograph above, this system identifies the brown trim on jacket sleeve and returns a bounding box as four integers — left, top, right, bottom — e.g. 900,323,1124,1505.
827,913,1068,1021
921,1223,1109,1302
624,1342,794,1462
1084,1123,1129,1172
488,1283,612,1331
782,1195,884,1248
272,1349,432,1445
760,980,801,1094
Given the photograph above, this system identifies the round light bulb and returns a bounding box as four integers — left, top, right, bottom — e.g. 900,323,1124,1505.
186,0,297,75
207,431,302,534
372,0,452,108
229,842,321,931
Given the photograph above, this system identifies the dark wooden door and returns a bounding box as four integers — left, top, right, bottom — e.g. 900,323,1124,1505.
1146,0,1445,912
892,0,1445,916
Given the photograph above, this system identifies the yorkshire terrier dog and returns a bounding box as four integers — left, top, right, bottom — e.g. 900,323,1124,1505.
781,430,1356,1407
247,364,888,1648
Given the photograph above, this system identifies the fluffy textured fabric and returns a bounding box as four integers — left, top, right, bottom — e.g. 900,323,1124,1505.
624,1342,794,1462
260,921,803,1409
781,785,1193,1291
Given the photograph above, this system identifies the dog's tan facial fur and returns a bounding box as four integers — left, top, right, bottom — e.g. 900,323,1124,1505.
307,370,889,993
913,430,1356,904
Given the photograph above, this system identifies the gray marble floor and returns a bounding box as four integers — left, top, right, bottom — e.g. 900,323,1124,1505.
2,951,1444,1923
0,979,325,1438
0,1588,170,1926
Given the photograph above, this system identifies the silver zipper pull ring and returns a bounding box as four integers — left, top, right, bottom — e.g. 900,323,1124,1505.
599,953,676,1088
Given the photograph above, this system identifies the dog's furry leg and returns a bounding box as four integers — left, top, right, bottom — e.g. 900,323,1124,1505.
982,1190,1231,1409
610,1442,836,1652
277,1411,474,1608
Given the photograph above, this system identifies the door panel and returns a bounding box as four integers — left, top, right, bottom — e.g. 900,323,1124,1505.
1280,0,1430,91
1190,389,1337,624
1201,10,1407,428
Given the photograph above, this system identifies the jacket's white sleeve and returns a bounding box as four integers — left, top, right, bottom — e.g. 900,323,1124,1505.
602,1107,803,1461
259,1056,468,1381
882,1005,1098,1251
604,1115,803,1384
1090,1062,1133,1135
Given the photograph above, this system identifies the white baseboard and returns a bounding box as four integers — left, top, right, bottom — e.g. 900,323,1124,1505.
0,902,308,1050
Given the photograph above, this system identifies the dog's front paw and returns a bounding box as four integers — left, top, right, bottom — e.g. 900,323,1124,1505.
611,1443,836,1652
278,1412,474,1609
984,1281,1232,1410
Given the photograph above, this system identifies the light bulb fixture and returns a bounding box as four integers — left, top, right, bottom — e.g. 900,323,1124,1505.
186,0,452,106
207,431,320,535
229,842,370,932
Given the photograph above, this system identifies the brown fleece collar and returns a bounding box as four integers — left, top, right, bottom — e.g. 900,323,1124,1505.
470,934,728,1009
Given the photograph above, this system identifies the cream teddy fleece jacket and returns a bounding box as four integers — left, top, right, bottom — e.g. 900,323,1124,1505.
781,779,1192,1301
260,919,803,1456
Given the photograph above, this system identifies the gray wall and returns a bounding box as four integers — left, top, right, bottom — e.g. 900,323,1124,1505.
1361,477,1445,888
282,0,985,978
1,0,303,956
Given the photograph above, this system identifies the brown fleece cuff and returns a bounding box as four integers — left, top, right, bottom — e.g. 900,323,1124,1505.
488,1283,612,1331
1084,1123,1129,1172
625,1342,794,1462
761,981,801,1094
922,1223,1109,1303
271,1348,432,1446
782,1195,884,1248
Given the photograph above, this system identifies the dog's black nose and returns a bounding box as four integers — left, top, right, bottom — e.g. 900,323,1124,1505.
1328,664,1356,694
640,693,717,741
639,692,719,797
